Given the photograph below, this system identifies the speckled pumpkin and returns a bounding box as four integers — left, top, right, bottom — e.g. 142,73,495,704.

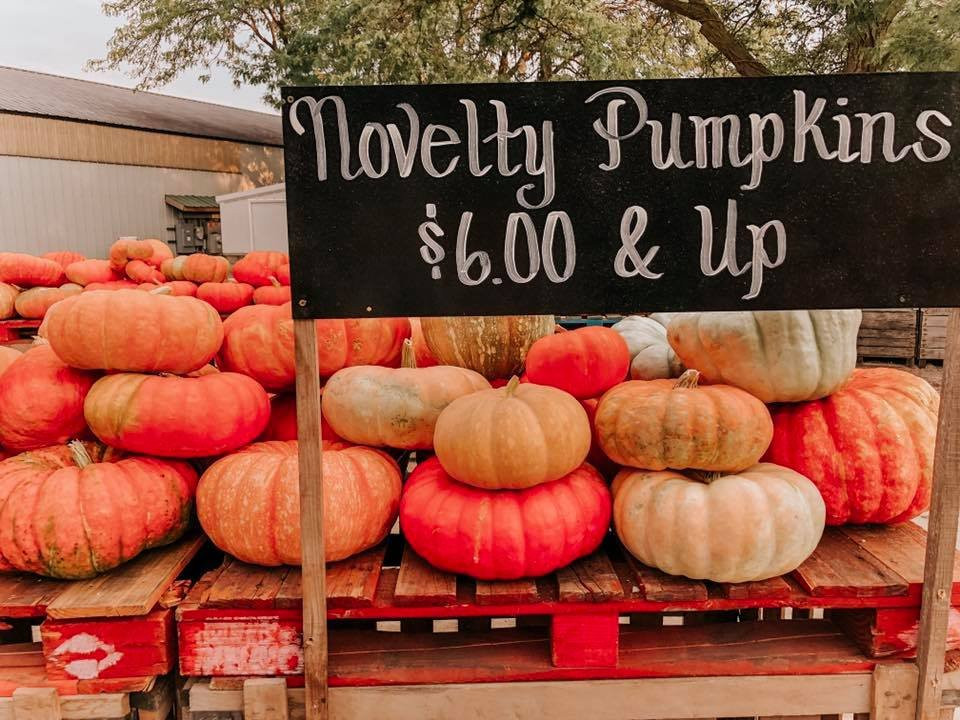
612,315,685,380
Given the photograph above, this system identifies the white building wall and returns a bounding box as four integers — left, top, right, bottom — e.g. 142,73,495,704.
0,156,249,257
217,183,288,256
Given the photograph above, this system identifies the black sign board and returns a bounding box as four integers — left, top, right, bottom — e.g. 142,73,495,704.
282,73,960,319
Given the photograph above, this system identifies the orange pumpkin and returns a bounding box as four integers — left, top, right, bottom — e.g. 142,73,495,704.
0,283,18,319
596,369,773,472
253,279,291,305
525,326,630,399
0,442,197,578
182,254,229,284
137,280,198,296
262,392,341,442
231,251,289,287
161,256,187,280
143,239,174,267
83,279,140,291
0,346,22,377
322,339,490,449
84,372,270,458
197,441,401,565
433,377,591,489
277,263,291,285
125,259,165,284
65,259,120,286
580,397,617,477
197,281,255,313
0,344,97,451
109,238,154,271
219,304,410,390
43,251,86,269
44,289,224,373
408,318,438,367
14,284,83,319
0,253,64,287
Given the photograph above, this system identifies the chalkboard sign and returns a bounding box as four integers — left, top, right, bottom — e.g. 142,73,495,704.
282,73,960,319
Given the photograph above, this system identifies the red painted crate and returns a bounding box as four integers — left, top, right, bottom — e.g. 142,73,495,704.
177,522,960,686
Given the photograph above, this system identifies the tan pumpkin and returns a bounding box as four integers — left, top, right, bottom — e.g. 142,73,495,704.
595,369,773,472
667,310,862,403
613,463,825,583
161,256,188,281
322,339,490,449
0,283,18,319
14,284,83,319
420,315,554,379
433,377,591,489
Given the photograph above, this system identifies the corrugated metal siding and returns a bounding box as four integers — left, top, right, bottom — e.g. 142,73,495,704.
0,156,248,257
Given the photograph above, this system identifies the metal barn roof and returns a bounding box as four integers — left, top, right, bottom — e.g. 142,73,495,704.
166,195,220,213
0,66,282,146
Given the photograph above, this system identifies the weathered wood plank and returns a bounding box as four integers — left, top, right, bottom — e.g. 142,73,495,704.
474,579,540,605
326,544,386,609
792,529,909,598
555,552,625,602
204,559,288,609
393,547,457,605
623,554,708,602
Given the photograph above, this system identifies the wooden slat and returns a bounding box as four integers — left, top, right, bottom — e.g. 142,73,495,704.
0,574,65,618
555,552,625,602
623,554,708,602
11,687,59,720
792,529,909,598
872,663,918,720
327,544,387,609
204,559,288,609
840,525,929,589
45,533,204,619
244,678,290,720
475,579,540,605
722,575,793,600
393,547,458,605
275,569,304,610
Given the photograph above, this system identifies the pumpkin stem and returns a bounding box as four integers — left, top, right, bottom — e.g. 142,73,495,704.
68,440,93,469
688,469,723,485
674,369,700,389
504,375,521,396
148,285,172,296
268,276,281,288
401,338,417,369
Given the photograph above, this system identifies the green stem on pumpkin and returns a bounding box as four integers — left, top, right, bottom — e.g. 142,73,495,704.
401,338,417,369
688,469,723,485
673,369,700,389
504,375,521,397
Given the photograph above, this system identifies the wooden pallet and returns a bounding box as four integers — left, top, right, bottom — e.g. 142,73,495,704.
858,309,919,362
0,673,174,720
0,320,42,344
920,307,950,362
177,523,960,683
0,534,202,693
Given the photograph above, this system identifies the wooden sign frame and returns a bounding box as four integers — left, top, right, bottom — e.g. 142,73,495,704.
285,74,960,720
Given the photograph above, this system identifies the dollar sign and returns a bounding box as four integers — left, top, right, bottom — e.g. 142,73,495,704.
418,203,445,280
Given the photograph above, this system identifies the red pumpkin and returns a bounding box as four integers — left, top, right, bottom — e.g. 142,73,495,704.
0,253,64,287
0,346,22,377
580,398,617,477
43,251,86,269
764,368,939,525
197,281,255,313
253,279,291,305
262,393,341,442
0,442,197,578
84,372,270,458
197,440,401,565
0,345,97,451
125,259,165,284
408,318,438,368
218,304,410,390
525,326,629,399
400,457,612,579
231,251,289,287
277,263,291,285
14,284,83,319
65,259,121,286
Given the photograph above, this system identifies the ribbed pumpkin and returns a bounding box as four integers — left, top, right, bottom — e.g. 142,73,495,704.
161,256,187,281
197,281,255,313
253,279,291,305
231,251,289,287
125,260,165,284
322,340,490,449
596,369,773,472
0,253,64,287
277,263,291,285
109,238,154,271
580,397,617,478
0,283,18,319
65,259,120,286
43,251,86,269
219,304,409,390
613,464,825,583
14,284,83,319
84,372,270,458
420,315,554,379
182,254,229,284
83,280,140,291
137,280,198,296
44,289,224,373
525,326,629,399
408,318,438,367
0,344,97,451
433,377,591,489
143,239,173,267
197,440,401,565
612,315,685,380
763,367,939,525
262,392,341,442
667,310,862,403
0,442,197,578
401,457,611,580
0,346,22,376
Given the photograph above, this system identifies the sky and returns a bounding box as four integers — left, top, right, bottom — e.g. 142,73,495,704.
0,1,274,113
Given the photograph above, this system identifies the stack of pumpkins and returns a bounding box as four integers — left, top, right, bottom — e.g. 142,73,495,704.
0,251,87,321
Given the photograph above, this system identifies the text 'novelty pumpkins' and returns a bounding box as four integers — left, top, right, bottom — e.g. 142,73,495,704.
434,377,590,489
84,372,270,458
322,340,490,449
667,310,862,403
764,367,939,525
197,441,401,565
613,464,825,583
401,457,611,580
525,326,629,399
0,442,197,578
596,370,773,472
44,289,223,374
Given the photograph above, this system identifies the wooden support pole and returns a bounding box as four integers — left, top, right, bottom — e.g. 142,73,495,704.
294,318,328,720
917,308,960,720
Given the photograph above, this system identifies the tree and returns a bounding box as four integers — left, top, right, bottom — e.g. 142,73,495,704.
93,0,957,107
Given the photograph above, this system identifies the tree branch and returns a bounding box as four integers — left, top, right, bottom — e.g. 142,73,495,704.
842,0,907,72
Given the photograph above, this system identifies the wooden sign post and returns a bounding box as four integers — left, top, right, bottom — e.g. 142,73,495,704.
284,73,960,720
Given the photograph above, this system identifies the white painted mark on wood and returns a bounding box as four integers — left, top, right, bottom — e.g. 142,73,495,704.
51,632,124,679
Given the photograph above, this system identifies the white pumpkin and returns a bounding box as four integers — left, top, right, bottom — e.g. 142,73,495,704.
611,316,684,381
612,463,825,583
666,310,861,403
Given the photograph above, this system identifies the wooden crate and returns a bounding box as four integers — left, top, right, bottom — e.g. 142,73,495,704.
920,308,951,362
177,523,960,686
0,672,174,720
857,309,919,362
0,320,42,345
0,533,202,702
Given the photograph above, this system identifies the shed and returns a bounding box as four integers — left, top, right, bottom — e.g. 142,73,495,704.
217,183,288,257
